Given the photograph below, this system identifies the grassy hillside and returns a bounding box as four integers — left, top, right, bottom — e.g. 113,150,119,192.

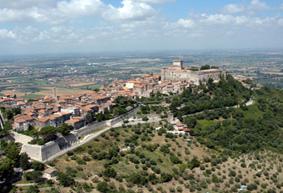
14,78,283,193
191,87,283,154
46,122,283,193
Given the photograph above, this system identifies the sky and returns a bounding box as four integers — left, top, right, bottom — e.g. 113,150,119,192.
0,0,283,55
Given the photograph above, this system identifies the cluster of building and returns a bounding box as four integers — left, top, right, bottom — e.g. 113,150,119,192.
0,60,224,132
156,118,191,136
2,91,112,131
105,60,223,98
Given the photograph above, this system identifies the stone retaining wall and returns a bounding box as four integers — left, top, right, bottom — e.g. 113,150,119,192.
21,141,61,161
73,107,139,137
11,131,33,144
18,106,139,162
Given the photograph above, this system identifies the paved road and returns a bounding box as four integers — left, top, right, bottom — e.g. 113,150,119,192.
183,99,254,118
44,124,116,163
14,183,37,187
44,115,162,163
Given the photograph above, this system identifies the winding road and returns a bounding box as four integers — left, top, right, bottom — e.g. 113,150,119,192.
44,114,162,163
182,99,254,118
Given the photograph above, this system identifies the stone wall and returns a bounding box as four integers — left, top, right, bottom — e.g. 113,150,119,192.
21,144,43,161
0,110,4,129
19,106,139,162
72,120,110,137
73,106,139,137
21,141,61,162
161,68,199,83
11,131,33,144
41,142,61,161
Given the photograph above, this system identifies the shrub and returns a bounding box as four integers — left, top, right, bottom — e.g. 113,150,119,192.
160,173,173,183
31,161,45,171
102,167,117,178
57,172,75,187
96,182,110,193
188,157,200,169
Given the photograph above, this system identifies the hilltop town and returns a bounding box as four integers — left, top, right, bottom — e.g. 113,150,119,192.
1,0,283,192
2,59,283,193
1,60,225,133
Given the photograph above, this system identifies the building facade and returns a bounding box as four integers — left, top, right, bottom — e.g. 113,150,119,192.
161,60,223,84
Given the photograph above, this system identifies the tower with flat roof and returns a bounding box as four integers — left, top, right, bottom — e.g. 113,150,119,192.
52,87,57,100
172,59,183,69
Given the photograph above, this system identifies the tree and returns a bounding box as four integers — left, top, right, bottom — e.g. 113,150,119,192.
26,186,40,193
128,172,148,185
58,123,73,136
170,154,182,164
247,184,257,191
39,126,57,143
142,116,149,121
39,126,56,136
96,182,110,193
24,171,43,183
0,157,14,181
19,153,30,170
102,167,117,178
12,108,21,116
31,161,44,171
3,122,12,131
4,142,20,160
85,112,95,124
5,110,14,120
183,117,197,128
57,172,75,187
200,65,211,70
188,157,200,169
160,173,173,183
160,144,170,154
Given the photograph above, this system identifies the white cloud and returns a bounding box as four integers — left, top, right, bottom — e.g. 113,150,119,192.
0,7,48,22
200,14,249,25
0,0,56,9
177,18,194,28
0,29,16,39
176,14,282,28
278,18,283,26
223,0,269,15
0,0,282,53
56,0,104,17
104,0,155,21
138,0,174,4
223,4,245,14
250,0,268,11
0,0,165,23
0,0,105,23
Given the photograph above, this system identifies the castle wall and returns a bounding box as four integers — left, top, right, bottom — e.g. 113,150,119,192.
21,141,61,162
74,106,139,137
19,106,140,162
72,120,109,137
161,68,200,83
41,142,61,161
161,65,222,83
21,144,43,161
11,131,33,144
